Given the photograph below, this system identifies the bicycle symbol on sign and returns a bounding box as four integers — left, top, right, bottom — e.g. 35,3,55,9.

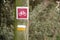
19,11,27,16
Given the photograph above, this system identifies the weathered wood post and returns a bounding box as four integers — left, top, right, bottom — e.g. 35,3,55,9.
16,0,29,40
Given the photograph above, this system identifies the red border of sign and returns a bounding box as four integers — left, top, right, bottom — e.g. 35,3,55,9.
16,7,29,20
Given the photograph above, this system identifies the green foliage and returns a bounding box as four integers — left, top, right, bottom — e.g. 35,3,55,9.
0,0,15,40
29,0,60,40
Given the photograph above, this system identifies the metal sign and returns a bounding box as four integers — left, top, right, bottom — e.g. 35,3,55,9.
16,7,29,19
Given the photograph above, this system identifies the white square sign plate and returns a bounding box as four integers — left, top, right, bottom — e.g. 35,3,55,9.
16,7,29,20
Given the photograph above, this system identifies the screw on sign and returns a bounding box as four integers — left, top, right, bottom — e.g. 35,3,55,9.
16,7,29,19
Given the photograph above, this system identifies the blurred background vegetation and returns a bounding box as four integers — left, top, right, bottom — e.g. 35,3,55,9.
29,0,60,40
0,0,60,40
0,0,15,40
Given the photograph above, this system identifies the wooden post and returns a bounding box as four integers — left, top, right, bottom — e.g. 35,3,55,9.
16,0,29,40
